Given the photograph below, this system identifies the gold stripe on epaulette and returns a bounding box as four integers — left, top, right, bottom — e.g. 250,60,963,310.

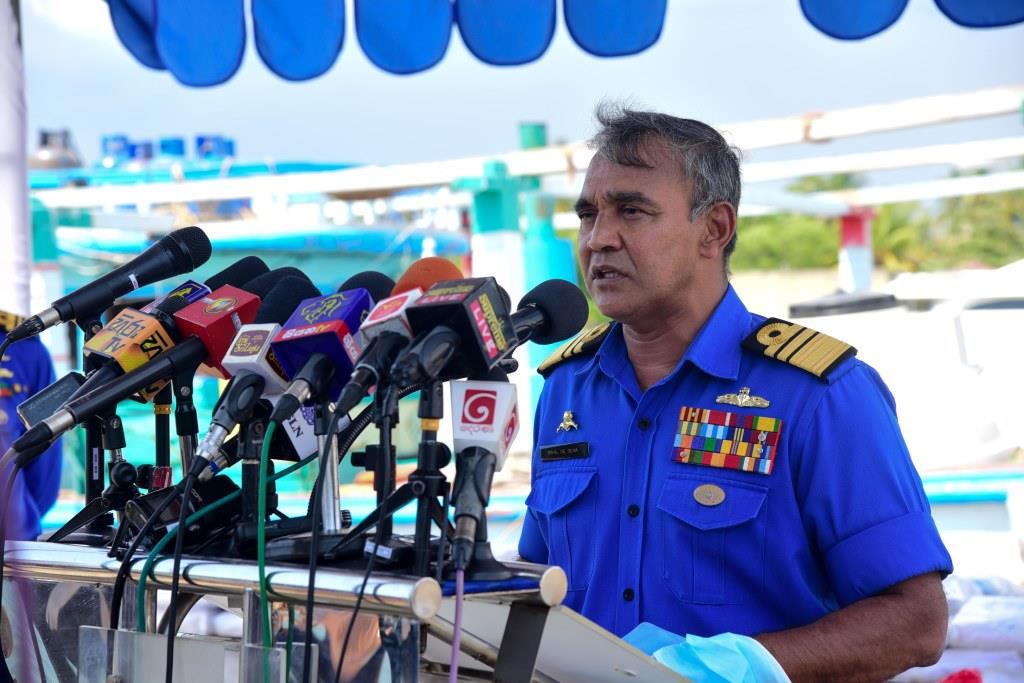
742,318,856,382
0,310,24,333
537,322,611,377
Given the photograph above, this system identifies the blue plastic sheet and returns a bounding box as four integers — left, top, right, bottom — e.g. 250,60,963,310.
155,0,246,86
800,0,908,40
564,0,666,57
252,0,345,81
107,0,164,70
624,623,790,683
934,0,1024,28
355,0,452,74
456,0,556,66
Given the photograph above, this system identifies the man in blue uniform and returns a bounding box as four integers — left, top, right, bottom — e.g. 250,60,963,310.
518,107,952,680
1,309,63,540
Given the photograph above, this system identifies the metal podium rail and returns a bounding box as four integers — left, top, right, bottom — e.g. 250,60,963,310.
3,541,677,682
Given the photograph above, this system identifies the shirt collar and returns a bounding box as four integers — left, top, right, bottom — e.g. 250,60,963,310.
589,285,751,386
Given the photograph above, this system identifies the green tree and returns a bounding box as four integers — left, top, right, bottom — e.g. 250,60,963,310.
931,167,1024,268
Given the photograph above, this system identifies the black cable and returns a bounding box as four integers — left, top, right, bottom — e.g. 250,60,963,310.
334,387,396,683
164,474,196,683
0,337,13,363
301,411,342,683
109,484,184,630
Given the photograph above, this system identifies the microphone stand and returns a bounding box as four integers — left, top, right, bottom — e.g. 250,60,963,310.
151,384,173,488
240,412,274,525
49,401,140,543
316,398,345,535
49,309,142,544
411,379,452,578
171,364,201,474
55,314,114,545
326,381,454,577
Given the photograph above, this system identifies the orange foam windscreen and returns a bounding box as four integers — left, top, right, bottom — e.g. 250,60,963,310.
391,257,464,295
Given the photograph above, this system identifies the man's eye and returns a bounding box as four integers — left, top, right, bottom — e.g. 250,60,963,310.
622,206,642,216
577,211,595,221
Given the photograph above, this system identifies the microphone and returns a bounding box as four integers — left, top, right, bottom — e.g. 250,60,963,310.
449,371,520,570
336,258,464,415
6,226,213,343
173,284,261,379
74,295,190,401
268,272,395,424
232,266,315,300
11,279,266,457
389,277,517,387
511,279,590,346
140,280,210,313
66,257,272,405
195,276,322,477
203,255,270,291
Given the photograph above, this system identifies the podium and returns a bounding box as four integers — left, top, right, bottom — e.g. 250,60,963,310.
3,541,686,682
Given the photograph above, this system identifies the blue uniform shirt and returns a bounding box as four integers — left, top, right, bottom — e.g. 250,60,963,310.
519,286,952,638
1,330,63,540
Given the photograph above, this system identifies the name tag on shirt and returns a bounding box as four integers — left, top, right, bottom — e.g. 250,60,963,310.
541,442,590,462
674,406,782,475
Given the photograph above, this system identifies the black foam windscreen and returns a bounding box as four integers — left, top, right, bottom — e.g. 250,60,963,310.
255,276,322,325
518,279,590,345
337,271,395,304
154,294,192,316
204,256,270,291
168,226,213,270
243,267,316,299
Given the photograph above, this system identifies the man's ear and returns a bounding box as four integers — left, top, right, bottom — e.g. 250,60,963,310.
699,202,737,260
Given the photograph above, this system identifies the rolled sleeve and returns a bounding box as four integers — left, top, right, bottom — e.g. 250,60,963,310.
824,511,952,606
795,363,953,606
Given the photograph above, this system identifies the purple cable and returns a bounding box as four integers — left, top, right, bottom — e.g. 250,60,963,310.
449,569,465,683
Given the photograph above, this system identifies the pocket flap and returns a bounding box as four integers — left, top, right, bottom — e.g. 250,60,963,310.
526,467,597,515
657,475,767,531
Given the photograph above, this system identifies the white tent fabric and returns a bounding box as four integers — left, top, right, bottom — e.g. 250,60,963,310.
0,0,29,316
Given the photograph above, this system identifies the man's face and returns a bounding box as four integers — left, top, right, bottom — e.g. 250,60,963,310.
576,147,703,326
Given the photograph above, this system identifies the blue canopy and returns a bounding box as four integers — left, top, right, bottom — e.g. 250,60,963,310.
801,0,1024,40
109,0,1023,85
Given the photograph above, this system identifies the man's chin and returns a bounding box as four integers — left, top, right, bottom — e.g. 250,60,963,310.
594,298,631,324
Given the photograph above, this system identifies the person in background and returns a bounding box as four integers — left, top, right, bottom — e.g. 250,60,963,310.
1,309,63,540
518,105,952,681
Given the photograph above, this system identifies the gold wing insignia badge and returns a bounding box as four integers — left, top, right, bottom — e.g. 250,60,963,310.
556,410,579,432
715,387,770,408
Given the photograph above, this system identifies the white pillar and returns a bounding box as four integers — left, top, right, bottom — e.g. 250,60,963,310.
838,209,874,293
0,0,30,315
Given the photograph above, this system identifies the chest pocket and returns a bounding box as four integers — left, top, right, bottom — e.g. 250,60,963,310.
525,466,598,592
657,474,768,605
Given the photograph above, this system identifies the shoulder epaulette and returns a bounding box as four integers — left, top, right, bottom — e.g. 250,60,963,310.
0,309,24,334
742,317,856,382
537,322,612,378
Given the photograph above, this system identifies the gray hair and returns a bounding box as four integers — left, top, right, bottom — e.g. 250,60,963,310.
590,103,742,262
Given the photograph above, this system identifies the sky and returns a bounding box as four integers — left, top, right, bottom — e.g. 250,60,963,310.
21,0,1024,171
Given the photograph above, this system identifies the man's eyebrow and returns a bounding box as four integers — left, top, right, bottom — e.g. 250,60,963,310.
574,197,596,214
604,190,658,208
574,191,660,214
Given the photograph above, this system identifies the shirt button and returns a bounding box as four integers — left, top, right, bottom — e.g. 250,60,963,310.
627,504,640,518
638,418,651,431
623,588,635,602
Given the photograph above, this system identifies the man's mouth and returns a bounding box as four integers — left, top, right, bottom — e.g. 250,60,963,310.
591,265,626,281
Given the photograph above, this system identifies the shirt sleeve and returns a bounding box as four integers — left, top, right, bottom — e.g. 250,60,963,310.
518,382,550,563
21,341,63,529
793,363,953,607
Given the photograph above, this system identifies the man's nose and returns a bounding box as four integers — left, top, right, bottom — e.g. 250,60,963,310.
587,213,621,251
